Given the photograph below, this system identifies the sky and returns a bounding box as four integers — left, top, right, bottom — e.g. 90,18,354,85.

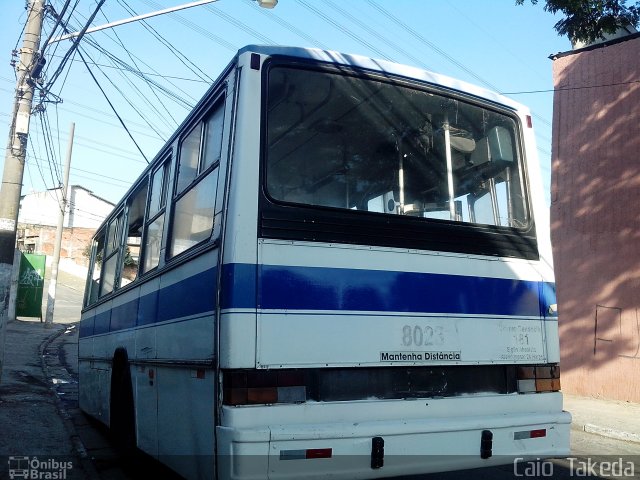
0,0,571,207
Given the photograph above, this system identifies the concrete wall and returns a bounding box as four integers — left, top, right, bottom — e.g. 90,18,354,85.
551,35,640,402
19,190,62,227
67,186,114,228
19,185,114,229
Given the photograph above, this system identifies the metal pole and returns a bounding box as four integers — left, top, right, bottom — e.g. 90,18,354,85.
0,0,45,382
45,123,74,328
7,249,21,322
443,120,456,220
48,0,219,44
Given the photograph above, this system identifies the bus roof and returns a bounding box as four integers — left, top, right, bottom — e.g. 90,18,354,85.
239,44,530,114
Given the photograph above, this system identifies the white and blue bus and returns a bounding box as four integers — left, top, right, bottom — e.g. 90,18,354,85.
79,45,570,480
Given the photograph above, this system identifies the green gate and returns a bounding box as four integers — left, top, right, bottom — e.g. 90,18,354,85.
16,253,46,320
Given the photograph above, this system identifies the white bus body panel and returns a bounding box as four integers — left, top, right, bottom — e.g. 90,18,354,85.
218,393,570,480
254,239,552,368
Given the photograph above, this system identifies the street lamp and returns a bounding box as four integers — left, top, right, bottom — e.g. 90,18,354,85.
257,0,278,8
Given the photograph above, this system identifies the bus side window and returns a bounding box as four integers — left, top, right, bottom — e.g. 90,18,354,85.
169,99,224,258
100,212,123,297
176,124,202,195
143,160,170,273
119,180,148,286
170,168,219,256
202,104,224,170
86,232,105,306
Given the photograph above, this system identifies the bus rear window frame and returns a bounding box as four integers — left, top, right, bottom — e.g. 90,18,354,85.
258,58,539,260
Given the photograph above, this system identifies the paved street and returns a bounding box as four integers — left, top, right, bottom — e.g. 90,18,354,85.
0,269,88,479
1,269,639,479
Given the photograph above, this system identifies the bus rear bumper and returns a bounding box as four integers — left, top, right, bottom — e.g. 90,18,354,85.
216,409,571,479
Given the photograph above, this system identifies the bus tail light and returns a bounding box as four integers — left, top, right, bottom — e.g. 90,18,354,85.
514,428,547,440
517,364,561,393
280,448,332,460
223,369,307,405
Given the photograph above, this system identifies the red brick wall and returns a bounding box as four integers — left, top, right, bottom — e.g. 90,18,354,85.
19,224,95,266
551,36,640,402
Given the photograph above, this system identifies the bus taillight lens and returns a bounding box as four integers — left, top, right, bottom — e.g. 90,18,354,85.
247,387,278,404
223,369,307,405
517,364,561,393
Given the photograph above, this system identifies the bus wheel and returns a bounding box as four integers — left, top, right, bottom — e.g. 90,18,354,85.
110,348,136,456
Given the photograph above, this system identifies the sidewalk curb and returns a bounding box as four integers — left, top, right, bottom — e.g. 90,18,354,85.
38,325,101,480
582,423,640,445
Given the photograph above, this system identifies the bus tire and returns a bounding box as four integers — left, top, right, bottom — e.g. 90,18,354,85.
110,348,136,456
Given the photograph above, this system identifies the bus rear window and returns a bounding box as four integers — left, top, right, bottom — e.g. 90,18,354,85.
265,66,528,229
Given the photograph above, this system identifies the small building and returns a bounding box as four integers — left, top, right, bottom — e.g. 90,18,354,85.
550,31,640,402
17,185,114,265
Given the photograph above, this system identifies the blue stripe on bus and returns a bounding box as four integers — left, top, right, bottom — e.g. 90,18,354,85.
259,265,544,317
111,297,138,332
79,263,555,338
138,288,158,326
157,268,217,322
221,263,257,309
94,310,111,335
79,313,94,337
539,281,557,319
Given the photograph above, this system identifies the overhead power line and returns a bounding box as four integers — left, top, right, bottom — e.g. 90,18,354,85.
26,118,150,161
85,17,181,130
242,0,330,49
74,45,150,163
139,0,238,52
117,0,214,85
204,3,276,44
40,0,73,54
48,10,166,152
0,84,170,143
366,0,500,91
45,0,106,89
44,55,208,83
324,0,433,71
26,157,132,187
297,0,392,61
63,4,201,114
364,1,553,128
502,78,640,95
54,15,171,141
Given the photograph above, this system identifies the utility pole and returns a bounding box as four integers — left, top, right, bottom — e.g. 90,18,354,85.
0,0,45,381
45,123,74,328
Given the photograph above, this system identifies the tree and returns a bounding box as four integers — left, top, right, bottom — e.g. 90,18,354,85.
516,0,640,44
